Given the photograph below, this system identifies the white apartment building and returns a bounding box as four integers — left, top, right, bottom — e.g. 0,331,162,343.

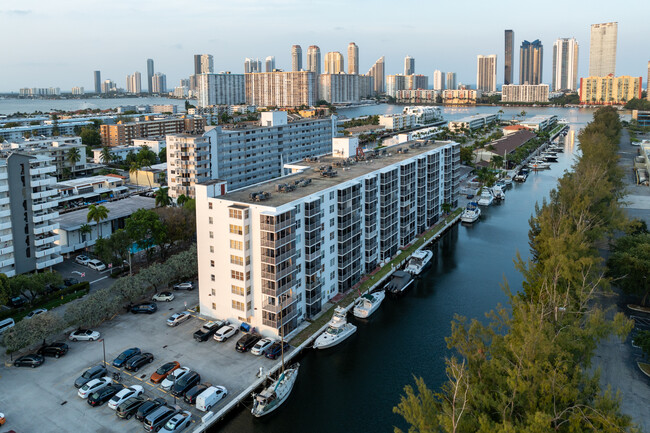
378,106,442,130
0,161,14,277
55,175,129,210
0,121,94,141
167,111,336,198
318,74,360,104
195,139,460,337
197,73,247,108
518,115,557,131
433,70,446,91
477,55,497,92
502,84,549,103
448,113,499,132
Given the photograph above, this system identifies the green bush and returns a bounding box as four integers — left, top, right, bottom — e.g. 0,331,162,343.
2,312,67,354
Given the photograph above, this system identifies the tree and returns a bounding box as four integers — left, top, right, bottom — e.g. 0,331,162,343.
459,147,474,165
3,313,66,353
155,187,172,207
79,127,101,146
607,233,650,306
441,203,453,216
129,161,141,185
87,204,110,238
100,146,112,164
158,147,167,163
79,223,92,250
126,209,165,262
176,194,189,207
67,147,81,170
0,273,10,306
490,155,504,170
634,330,650,360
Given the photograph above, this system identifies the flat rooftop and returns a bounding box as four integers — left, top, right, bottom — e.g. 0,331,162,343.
54,196,156,230
223,140,456,207
56,175,124,188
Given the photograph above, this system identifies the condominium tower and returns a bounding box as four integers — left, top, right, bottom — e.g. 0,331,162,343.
324,52,344,74
368,57,385,94
589,22,617,77
307,46,321,75
504,30,514,85
433,70,445,91
265,56,276,73
93,71,101,94
147,59,154,93
519,40,543,85
126,72,141,94
196,73,246,107
194,54,214,74
244,58,262,74
477,55,497,92
404,56,415,75
552,38,579,91
292,45,303,71
446,72,457,91
245,71,317,107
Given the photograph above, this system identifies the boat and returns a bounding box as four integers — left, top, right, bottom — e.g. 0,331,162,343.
527,158,550,170
405,249,434,275
251,364,300,417
503,176,513,186
514,170,529,182
353,291,386,319
477,188,494,206
384,270,414,296
540,153,558,162
313,307,357,349
491,185,506,201
460,202,481,223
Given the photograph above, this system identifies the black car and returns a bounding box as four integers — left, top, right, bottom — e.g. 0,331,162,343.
75,364,108,388
116,395,146,419
265,341,291,360
135,398,167,422
87,384,123,407
235,334,261,353
124,352,154,372
112,347,141,368
130,302,158,314
183,384,210,405
14,353,45,368
170,371,201,397
193,320,228,342
8,296,26,308
37,342,69,358
64,278,79,286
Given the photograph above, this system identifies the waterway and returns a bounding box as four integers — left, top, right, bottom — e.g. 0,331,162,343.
0,96,186,115
214,110,593,433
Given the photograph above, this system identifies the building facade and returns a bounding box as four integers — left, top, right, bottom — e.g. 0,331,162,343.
589,22,618,77
100,117,206,147
152,73,167,94
194,54,214,74
433,70,445,91
307,46,321,75
386,74,428,97
502,84,549,103
126,72,142,94
449,113,498,132
442,89,480,105
368,57,385,94
347,43,359,75
291,45,302,71
476,55,497,92
324,52,344,74
404,56,415,75
396,89,439,104
446,72,457,91
147,59,154,94
378,106,442,130
244,58,262,74
93,71,101,94
245,71,317,107
504,30,514,85
196,73,246,108
318,74,360,104
579,75,642,105
552,38,579,91
265,56,276,73
519,40,543,85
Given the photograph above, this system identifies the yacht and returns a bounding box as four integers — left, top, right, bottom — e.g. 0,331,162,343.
461,202,481,224
405,249,434,275
353,291,386,319
491,185,506,201
540,153,558,162
477,188,494,206
514,170,529,182
503,176,513,186
313,307,357,349
385,270,414,296
251,364,300,417
527,158,550,170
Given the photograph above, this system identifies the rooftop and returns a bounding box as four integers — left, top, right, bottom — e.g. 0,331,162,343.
484,130,536,155
54,196,156,230
56,175,125,188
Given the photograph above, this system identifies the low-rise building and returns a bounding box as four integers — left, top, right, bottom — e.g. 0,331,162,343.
378,107,442,131
474,130,537,163
395,89,439,104
100,116,206,147
442,89,481,105
448,113,499,132
92,145,133,164
502,84,549,103
129,162,167,188
132,137,166,154
518,115,557,131
55,175,129,210
151,104,178,114
579,75,643,105
632,110,650,127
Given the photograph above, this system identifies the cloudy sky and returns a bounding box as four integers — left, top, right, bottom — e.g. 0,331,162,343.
1,0,648,92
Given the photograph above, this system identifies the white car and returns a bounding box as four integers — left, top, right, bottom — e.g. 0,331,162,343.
213,325,238,342
87,259,106,271
161,367,190,390
152,291,175,302
107,385,144,410
25,308,48,320
69,329,101,341
160,410,192,433
173,282,194,291
251,337,276,356
75,255,91,265
167,311,192,327
77,376,111,398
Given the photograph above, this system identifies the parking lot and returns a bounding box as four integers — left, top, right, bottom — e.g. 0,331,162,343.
0,288,290,432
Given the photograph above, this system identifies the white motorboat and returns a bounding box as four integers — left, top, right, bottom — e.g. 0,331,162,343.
514,170,529,182
251,364,300,417
477,188,494,206
540,153,558,162
405,249,433,275
353,291,386,319
527,158,550,170
503,176,513,186
460,202,481,223
313,307,357,349
491,185,506,201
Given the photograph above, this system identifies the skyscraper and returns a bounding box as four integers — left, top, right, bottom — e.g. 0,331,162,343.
126,72,142,93
519,40,543,85
404,56,415,75
194,54,214,74
589,22,618,77
292,45,303,71
147,59,154,93
504,30,514,85
368,57,385,94
433,70,445,91
647,61,650,101
324,52,344,74
477,55,497,92
265,56,276,72
152,73,166,94
552,38,579,91
348,43,359,75
93,71,101,94
307,45,321,75
446,72,457,91
244,58,262,73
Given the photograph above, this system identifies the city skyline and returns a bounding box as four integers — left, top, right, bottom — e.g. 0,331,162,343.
0,0,648,91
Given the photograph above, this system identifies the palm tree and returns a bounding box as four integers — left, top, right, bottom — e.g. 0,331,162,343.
79,223,92,251
441,202,453,217
129,161,141,185
100,147,112,165
176,194,188,207
155,187,172,207
67,147,81,171
87,204,110,238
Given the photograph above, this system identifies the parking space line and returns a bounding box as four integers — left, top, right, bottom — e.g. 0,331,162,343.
90,276,109,285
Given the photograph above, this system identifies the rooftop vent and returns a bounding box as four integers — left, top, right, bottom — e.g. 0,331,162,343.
250,191,271,201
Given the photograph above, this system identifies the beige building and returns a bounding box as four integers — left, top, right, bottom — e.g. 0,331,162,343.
442,89,481,105
579,75,642,105
318,74,360,104
307,45,321,74
166,134,211,198
368,56,385,94
324,52,344,74
129,163,167,188
477,55,497,92
291,45,302,71
385,74,428,97
245,71,317,107
589,22,617,77
347,43,359,75
502,84,549,103
648,61,650,101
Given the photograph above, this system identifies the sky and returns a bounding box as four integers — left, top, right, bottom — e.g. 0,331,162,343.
1,0,648,92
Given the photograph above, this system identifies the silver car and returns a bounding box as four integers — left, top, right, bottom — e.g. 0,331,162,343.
160,411,192,432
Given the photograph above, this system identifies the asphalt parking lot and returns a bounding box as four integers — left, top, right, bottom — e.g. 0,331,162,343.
0,288,289,433
54,256,118,292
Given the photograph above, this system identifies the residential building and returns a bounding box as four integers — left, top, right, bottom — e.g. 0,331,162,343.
166,111,334,198
265,56,276,72
245,71,317,107
196,73,246,108
446,72,457,90
92,145,132,163
71,87,84,95
244,58,262,74
518,114,558,131
194,54,214,74
319,74,360,104
307,46,321,75
477,55,497,92
55,175,128,210
448,113,498,132
368,57,385,94
474,130,536,163
195,139,460,336
324,52,344,74
126,72,141,94
292,45,303,71
632,110,650,127
129,162,167,188
505,30,514,85
101,80,117,94
396,89,439,104
404,56,415,75
589,22,617,77
348,43,359,75
152,104,177,114
132,137,166,154
433,70,445,91
502,84,549,103
94,71,101,94
100,117,206,147
442,89,480,105
386,75,429,97
0,120,94,141
378,106,442,130
647,62,650,101
152,73,167,94
552,38,579,91
0,161,14,277
147,59,154,93
358,75,375,98
579,75,642,105
520,40,543,85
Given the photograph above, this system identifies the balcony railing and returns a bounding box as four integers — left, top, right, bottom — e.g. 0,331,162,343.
261,296,296,313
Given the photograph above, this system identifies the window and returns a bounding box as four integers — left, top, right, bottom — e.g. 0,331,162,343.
330,245,335,254
210,260,215,267
246,241,250,249
330,191,335,200
232,300,245,311
208,203,213,209
230,240,243,250
247,301,252,311
231,270,244,281
246,271,250,280
212,303,216,310
245,225,249,235
211,274,215,281
229,224,243,235
209,217,213,224
246,256,250,266
231,285,245,296
209,231,214,239
330,218,334,227
229,209,243,219
210,246,214,253
330,271,335,279
211,288,216,296
330,232,335,240
330,205,335,213
230,255,244,266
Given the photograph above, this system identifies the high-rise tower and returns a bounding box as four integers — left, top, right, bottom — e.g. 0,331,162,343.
368,57,385,93
292,45,303,71
347,43,359,75
93,71,101,94
504,30,514,85
324,52,344,74
433,70,445,91
404,56,415,75
477,55,497,92
519,40,543,85
194,54,214,74
265,56,276,72
552,38,579,91
307,46,321,75
589,22,617,76
147,59,154,93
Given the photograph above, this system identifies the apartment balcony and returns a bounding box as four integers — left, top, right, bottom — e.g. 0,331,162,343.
32,200,58,212
35,254,63,269
0,222,11,231
0,209,10,219
33,210,59,224
304,249,321,262
0,184,8,193
35,245,61,258
261,279,295,297
305,279,322,291
30,165,56,176
31,188,58,200
34,222,59,235
303,221,321,233
0,197,9,206
34,233,59,247
0,171,7,181
0,257,15,268
262,306,297,328
260,217,295,232
31,177,56,188
260,235,293,249
0,245,14,256
261,295,296,313
260,249,295,266
0,233,12,243
261,264,295,281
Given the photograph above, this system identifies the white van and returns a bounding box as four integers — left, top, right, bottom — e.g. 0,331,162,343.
0,318,15,334
87,259,106,271
196,386,228,412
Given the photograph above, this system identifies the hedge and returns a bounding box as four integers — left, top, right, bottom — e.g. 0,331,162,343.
0,282,90,322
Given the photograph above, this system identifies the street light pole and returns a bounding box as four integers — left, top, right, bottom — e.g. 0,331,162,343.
101,338,106,366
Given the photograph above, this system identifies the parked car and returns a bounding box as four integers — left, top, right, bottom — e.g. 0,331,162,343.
160,410,192,433
183,384,209,405
69,329,100,341
152,291,175,302
8,295,26,308
251,337,275,356
172,282,194,291
150,361,180,384
37,342,69,358
195,386,228,412
13,353,44,368
125,352,154,372
265,341,291,360
64,277,79,286
87,259,106,271
78,377,112,399
143,407,178,432
25,308,48,320
75,364,108,388
235,333,261,353
130,302,158,314
167,311,192,327
213,325,238,342
0,318,15,335
87,384,124,407
0,412,5,426
75,255,91,265
193,320,228,342
108,385,144,410
171,371,201,397
112,347,141,368
135,397,167,422
161,367,190,390
116,395,146,420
